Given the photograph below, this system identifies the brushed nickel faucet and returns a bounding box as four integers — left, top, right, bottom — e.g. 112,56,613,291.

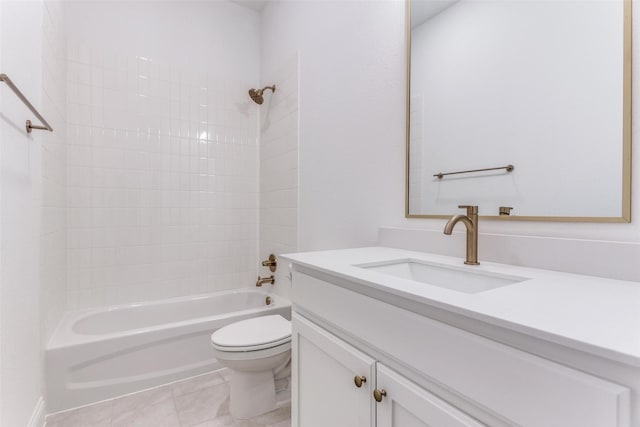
444,205,479,265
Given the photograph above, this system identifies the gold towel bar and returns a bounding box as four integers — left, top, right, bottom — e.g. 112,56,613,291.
434,164,514,179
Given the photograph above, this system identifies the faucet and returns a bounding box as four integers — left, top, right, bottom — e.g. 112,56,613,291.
443,205,479,265
256,275,275,287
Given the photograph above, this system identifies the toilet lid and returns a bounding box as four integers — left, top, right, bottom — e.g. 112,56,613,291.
211,315,291,351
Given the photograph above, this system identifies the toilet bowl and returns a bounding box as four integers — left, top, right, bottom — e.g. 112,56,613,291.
211,314,292,419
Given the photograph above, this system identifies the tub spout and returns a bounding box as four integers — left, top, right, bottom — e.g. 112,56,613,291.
256,275,275,287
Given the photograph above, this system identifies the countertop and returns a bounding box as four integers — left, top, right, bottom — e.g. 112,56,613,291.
282,247,640,367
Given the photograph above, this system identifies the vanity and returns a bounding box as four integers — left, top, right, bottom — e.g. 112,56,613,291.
282,247,640,427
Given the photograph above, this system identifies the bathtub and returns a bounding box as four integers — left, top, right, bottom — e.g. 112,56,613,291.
45,289,291,412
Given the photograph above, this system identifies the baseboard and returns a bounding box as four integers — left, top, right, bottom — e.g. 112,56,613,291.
27,397,46,427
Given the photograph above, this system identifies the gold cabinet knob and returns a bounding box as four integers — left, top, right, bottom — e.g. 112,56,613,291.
373,389,387,402
354,375,366,388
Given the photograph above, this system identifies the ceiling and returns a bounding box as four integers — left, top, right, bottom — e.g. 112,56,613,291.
411,0,459,28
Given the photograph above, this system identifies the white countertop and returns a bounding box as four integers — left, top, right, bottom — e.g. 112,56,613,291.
282,247,640,367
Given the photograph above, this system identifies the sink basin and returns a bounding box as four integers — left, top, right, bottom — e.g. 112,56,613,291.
357,259,529,294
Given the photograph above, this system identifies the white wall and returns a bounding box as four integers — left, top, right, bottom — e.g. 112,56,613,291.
0,1,45,424
408,94,423,213
260,0,406,251
258,52,299,299
62,0,259,77
261,0,640,282
63,1,262,309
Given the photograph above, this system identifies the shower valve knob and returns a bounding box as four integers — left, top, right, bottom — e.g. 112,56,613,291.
261,254,277,272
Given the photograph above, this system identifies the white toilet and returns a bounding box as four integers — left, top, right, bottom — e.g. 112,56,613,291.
210,314,292,419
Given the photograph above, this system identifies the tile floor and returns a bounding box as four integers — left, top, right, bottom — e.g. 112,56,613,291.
45,370,291,427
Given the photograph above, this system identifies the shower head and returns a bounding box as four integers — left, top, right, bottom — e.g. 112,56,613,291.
249,88,264,105
248,85,276,105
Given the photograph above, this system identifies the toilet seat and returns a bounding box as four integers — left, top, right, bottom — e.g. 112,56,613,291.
211,315,291,352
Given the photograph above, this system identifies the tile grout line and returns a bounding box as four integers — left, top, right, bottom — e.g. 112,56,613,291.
170,391,182,427
170,374,187,427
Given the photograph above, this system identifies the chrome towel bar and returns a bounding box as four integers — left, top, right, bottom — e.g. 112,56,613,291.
0,73,53,134
434,164,514,179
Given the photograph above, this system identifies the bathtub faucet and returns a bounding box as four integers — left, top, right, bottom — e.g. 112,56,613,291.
256,275,275,287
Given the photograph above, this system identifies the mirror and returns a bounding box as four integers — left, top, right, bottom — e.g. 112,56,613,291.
406,0,631,222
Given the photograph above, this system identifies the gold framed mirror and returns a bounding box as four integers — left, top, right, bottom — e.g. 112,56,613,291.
405,0,632,222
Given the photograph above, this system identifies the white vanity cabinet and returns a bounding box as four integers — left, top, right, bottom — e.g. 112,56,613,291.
293,313,375,427
293,313,484,427
290,269,634,427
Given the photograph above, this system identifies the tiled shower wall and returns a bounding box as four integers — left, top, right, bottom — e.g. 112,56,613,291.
259,53,299,300
66,45,259,309
41,0,67,343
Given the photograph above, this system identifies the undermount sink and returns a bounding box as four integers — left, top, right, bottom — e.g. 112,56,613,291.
356,259,529,294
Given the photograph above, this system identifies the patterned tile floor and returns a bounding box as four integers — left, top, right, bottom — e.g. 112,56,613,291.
45,370,291,427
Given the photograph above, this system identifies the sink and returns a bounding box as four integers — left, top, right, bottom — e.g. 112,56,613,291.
357,259,529,294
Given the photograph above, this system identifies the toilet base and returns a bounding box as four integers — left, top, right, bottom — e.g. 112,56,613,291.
230,370,278,419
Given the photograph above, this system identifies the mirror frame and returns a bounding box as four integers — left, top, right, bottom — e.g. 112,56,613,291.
405,0,632,222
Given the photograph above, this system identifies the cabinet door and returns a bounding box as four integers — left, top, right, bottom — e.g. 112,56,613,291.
376,364,485,427
292,313,375,427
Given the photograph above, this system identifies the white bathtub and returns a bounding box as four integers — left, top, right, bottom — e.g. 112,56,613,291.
45,289,291,412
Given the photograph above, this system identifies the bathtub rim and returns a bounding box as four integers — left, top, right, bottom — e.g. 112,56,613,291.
47,288,290,350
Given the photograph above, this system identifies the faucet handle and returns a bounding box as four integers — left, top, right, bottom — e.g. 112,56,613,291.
261,254,277,272
458,205,478,215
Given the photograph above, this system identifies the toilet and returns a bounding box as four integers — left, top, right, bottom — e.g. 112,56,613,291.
210,314,292,419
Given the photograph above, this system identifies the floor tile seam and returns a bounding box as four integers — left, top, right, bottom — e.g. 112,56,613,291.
108,401,114,426
168,389,184,427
